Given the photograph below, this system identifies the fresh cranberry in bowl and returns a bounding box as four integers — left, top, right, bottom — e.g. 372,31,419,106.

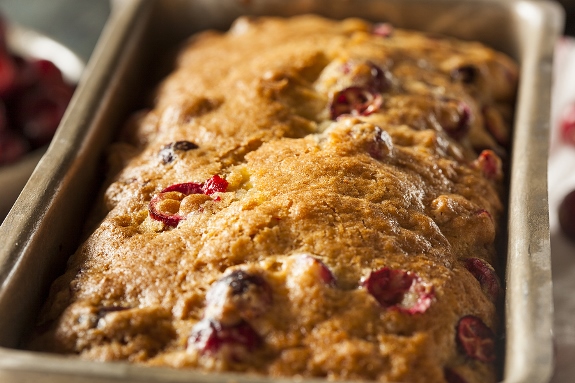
0,129,28,164
14,82,73,148
0,52,17,97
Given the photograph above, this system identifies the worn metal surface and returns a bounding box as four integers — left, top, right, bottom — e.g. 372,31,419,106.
0,1,564,382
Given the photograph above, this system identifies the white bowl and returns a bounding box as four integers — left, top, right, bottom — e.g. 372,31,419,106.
0,23,85,222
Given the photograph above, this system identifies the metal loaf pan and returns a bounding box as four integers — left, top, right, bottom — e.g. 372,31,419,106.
0,0,564,382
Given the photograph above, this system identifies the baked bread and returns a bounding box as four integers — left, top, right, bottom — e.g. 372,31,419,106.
29,15,517,383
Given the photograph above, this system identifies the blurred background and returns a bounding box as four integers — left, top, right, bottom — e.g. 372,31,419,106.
0,0,110,62
0,0,572,61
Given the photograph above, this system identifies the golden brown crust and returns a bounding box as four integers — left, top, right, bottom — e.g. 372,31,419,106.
29,15,517,383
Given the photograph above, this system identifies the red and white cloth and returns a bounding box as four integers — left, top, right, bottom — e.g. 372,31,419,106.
549,36,575,383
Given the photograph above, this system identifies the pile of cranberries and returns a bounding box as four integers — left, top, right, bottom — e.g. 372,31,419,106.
0,15,74,166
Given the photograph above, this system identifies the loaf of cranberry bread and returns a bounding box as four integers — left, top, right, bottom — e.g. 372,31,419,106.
29,15,517,383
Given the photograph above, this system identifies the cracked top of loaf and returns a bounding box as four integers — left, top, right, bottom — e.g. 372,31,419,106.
29,14,517,383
